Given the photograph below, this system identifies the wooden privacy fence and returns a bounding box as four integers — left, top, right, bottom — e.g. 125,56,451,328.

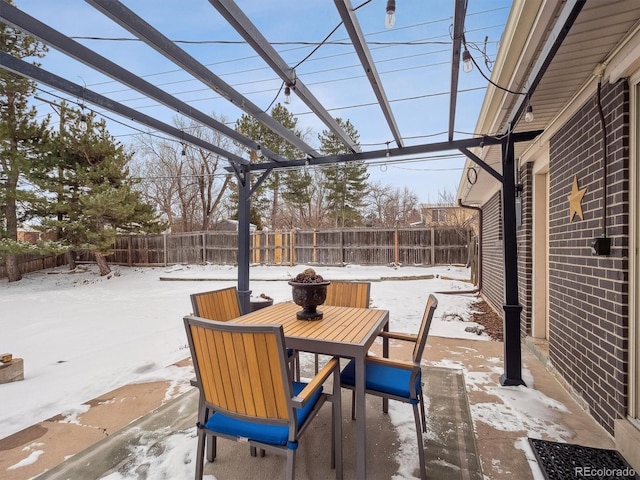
0,253,66,279
101,226,472,267
1,227,473,277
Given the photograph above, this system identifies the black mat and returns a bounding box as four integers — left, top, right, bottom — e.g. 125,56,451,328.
529,438,638,480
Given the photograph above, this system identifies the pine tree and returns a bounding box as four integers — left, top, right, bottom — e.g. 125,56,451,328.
235,104,308,228
0,8,52,281
318,119,369,227
39,108,165,275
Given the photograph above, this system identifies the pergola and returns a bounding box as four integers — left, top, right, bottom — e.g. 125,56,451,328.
0,0,585,387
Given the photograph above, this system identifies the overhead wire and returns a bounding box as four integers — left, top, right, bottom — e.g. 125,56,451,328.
30,4,508,148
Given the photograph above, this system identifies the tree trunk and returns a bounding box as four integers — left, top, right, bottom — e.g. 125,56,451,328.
66,251,77,270
4,170,22,282
5,254,22,282
94,252,111,276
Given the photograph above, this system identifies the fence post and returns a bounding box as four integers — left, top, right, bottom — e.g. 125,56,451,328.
252,232,258,264
430,227,435,265
274,230,282,264
200,232,205,264
312,229,317,263
394,228,399,265
163,233,168,266
127,235,132,267
340,230,345,265
265,230,270,264
290,229,296,266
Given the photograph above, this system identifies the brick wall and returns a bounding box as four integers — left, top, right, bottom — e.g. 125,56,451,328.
481,192,504,314
548,79,629,434
480,164,533,336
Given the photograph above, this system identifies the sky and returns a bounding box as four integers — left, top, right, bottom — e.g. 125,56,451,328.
0,263,573,479
11,0,513,204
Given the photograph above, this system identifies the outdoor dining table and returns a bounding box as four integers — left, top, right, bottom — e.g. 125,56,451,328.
232,301,390,480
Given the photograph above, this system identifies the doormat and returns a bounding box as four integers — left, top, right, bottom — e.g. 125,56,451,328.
528,438,639,480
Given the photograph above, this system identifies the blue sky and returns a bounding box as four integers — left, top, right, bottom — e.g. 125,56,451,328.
16,0,512,204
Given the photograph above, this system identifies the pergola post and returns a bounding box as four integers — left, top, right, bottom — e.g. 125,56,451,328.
500,126,525,386
237,165,251,314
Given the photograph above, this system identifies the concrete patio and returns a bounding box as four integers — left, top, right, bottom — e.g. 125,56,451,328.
0,336,616,480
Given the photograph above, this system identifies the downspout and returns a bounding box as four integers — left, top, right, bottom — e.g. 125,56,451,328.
460,199,482,292
590,66,611,255
596,75,608,238
434,199,482,295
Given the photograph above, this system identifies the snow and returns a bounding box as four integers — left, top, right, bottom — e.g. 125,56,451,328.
0,263,568,479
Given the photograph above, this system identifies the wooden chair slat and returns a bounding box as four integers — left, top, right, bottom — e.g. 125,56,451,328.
325,281,370,308
191,286,241,321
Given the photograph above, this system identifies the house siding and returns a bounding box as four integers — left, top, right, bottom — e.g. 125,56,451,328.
480,163,533,336
481,192,504,314
547,79,630,434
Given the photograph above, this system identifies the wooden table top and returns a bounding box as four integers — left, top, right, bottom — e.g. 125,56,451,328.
233,302,388,347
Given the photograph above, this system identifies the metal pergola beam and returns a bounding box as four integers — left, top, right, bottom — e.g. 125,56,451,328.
333,0,403,148
0,52,248,165
86,0,321,159
243,130,542,171
0,0,288,164
448,0,466,141
504,0,586,130
493,0,585,387
208,0,361,153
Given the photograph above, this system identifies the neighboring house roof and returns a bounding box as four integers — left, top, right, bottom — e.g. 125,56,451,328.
457,0,640,205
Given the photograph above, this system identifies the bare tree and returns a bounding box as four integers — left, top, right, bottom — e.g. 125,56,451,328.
436,189,479,234
131,116,237,232
365,182,419,227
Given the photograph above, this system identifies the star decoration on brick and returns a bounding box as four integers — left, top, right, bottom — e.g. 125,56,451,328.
567,175,586,221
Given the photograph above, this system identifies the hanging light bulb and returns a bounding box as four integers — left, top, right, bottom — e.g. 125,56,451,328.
284,86,291,104
462,48,473,73
525,104,534,123
78,107,88,132
181,143,187,156
385,0,396,29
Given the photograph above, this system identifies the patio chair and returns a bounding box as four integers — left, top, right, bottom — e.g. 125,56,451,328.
325,280,371,309
191,286,296,363
184,315,343,480
339,294,438,480
190,286,242,320
190,286,297,460
309,281,371,376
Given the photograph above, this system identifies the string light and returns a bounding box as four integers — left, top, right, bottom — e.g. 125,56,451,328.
462,48,473,73
78,107,88,132
385,0,396,29
77,76,88,132
525,104,534,123
284,85,291,104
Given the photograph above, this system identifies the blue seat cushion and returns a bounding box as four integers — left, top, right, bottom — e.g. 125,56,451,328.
340,359,421,402
204,382,322,447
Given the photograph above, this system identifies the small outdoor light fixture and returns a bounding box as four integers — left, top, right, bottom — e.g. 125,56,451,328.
462,48,473,73
385,0,396,29
525,104,534,123
591,236,611,256
284,85,291,104
515,184,523,228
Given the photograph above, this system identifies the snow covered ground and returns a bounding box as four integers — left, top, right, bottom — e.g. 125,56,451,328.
0,263,574,479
